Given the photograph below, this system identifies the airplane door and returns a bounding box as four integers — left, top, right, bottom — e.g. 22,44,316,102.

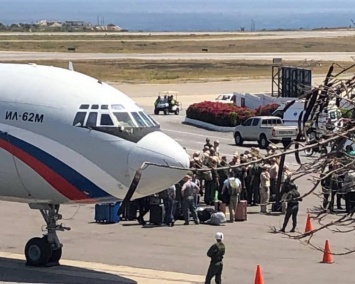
0,128,34,200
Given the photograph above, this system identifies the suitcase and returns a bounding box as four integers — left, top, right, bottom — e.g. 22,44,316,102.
95,202,120,223
235,200,247,221
149,204,165,225
122,202,137,221
150,196,162,205
271,201,282,212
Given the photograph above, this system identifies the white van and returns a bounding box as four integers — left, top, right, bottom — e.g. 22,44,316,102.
272,99,343,139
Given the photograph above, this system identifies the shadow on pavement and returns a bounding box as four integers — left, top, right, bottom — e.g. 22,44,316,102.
0,257,137,284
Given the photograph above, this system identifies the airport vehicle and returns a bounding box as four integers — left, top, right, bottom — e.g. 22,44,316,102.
272,99,343,139
233,116,298,149
0,63,190,267
154,90,180,115
214,94,236,104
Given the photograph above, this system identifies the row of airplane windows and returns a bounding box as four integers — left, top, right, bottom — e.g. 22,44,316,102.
79,104,125,110
73,110,159,128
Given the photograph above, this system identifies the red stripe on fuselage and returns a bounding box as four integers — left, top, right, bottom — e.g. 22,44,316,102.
0,138,93,202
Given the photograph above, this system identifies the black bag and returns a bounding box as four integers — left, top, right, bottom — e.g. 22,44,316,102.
271,202,282,212
122,202,137,220
174,204,184,220
198,208,216,222
149,204,165,225
150,196,161,205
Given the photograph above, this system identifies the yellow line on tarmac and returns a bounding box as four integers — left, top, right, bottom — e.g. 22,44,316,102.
0,251,205,284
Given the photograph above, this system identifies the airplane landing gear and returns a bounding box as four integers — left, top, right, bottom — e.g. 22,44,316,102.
25,204,70,267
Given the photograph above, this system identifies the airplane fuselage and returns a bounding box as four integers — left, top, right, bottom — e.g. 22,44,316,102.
0,63,189,204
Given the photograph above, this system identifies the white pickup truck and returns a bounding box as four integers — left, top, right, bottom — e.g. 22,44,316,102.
233,116,298,149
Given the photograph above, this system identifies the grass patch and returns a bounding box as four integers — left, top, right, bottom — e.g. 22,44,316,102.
0,36,355,53
6,59,352,84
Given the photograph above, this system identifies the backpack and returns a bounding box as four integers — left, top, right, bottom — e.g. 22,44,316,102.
227,178,240,196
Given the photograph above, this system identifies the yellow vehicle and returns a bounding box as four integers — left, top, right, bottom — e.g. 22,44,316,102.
154,91,180,115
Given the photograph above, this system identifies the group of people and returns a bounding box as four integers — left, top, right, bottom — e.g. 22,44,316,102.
155,137,302,232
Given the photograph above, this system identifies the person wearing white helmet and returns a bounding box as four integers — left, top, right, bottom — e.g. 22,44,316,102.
205,232,225,284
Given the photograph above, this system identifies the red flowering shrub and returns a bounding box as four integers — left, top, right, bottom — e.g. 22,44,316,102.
186,101,256,127
255,103,280,116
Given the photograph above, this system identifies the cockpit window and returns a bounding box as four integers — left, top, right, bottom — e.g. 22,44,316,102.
91,104,99,109
79,104,89,109
101,105,109,110
73,112,86,126
100,114,114,126
147,114,160,126
111,104,125,110
113,112,136,127
86,112,98,127
138,111,155,127
131,112,148,127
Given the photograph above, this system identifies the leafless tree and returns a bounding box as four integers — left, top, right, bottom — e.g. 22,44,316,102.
191,62,355,254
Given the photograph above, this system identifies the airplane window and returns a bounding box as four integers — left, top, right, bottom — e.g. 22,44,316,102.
139,111,154,127
79,104,89,109
73,112,86,126
86,112,98,127
91,104,99,109
131,112,148,127
113,112,136,127
100,114,114,126
101,105,109,110
111,104,125,110
147,114,159,126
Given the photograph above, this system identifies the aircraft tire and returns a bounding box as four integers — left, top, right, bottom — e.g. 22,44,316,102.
25,237,52,267
48,247,62,265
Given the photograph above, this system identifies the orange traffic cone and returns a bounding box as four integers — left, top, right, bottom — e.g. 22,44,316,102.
305,214,313,233
321,240,333,264
254,265,264,284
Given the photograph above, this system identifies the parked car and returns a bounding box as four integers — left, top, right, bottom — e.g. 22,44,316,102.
233,116,298,149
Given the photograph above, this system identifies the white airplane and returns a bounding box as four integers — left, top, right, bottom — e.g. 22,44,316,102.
0,63,190,267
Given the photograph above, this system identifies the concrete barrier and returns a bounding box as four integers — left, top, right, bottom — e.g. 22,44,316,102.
183,117,235,132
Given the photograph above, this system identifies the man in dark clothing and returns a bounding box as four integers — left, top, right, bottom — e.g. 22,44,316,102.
204,138,213,149
280,180,302,232
205,232,225,284
136,196,150,225
248,159,262,205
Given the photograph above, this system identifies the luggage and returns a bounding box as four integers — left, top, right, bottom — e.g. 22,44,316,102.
150,196,162,205
235,200,247,221
122,202,137,221
209,212,226,225
174,203,184,220
197,207,216,223
149,204,165,225
271,202,282,212
95,202,121,224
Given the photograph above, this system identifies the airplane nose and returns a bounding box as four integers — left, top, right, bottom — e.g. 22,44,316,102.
127,131,190,198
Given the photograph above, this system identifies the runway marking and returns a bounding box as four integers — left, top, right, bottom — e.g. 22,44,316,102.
0,251,205,284
161,128,232,141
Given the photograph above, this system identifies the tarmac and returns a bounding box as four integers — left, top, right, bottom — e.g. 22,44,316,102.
0,78,354,283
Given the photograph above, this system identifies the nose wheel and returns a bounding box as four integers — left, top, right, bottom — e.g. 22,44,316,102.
25,204,69,267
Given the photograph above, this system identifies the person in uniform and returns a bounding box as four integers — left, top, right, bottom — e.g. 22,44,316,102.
181,175,200,225
213,140,220,157
205,232,226,284
260,164,271,214
204,138,213,149
248,157,262,206
280,180,302,232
